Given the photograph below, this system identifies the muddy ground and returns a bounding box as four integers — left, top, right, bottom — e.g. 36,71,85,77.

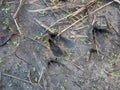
0,0,120,90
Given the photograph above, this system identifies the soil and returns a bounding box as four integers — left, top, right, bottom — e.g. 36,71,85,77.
0,0,120,90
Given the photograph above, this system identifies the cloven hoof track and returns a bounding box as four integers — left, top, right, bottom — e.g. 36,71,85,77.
47,32,74,57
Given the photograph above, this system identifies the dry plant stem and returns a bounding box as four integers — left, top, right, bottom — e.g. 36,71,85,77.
75,25,89,30
29,3,83,12
49,14,72,28
92,15,96,25
14,19,22,35
58,1,114,36
13,0,24,19
2,73,41,88
49,0,96,28
34,18,50,31
113,0,120,4
106,17,119,35
41,0,57,19
72,0,97,17
72,63,84,71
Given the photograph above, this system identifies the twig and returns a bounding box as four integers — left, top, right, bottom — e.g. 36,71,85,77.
13,0,24,19
105,17,119,36
49,14,72,28
34,18,51,32
40,0,58,21
74,25,89,31
113,0,120,4
28,3,82,13
72,63,84,71
13,19,22,35
92,15,96,25
2,72,41,87
48,0,96,28
57,1,114,36
72,0,97,17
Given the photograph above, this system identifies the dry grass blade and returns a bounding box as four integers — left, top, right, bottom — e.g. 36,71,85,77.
58,1,114,36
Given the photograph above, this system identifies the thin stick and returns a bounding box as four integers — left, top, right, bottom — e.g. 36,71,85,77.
72,0,97,17
13,19,22,35
34,18,52,34
58,1,114,36
13,0,24,19
40,0,58,21
28,3,82,13
2,73,40,87
113,0,120,4
49,14,72,28
74,25,89,31
49,0,96,28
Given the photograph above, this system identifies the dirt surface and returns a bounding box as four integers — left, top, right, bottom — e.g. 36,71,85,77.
0,0,120,90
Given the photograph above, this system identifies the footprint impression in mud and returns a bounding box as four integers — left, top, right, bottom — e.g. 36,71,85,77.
47,32,74,57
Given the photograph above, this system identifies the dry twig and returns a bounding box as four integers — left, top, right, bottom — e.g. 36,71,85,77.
13,19,22,35
29,3,82,13
2,73,41,87
49,0,97,28
113,0,120,4
13,0,25,19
